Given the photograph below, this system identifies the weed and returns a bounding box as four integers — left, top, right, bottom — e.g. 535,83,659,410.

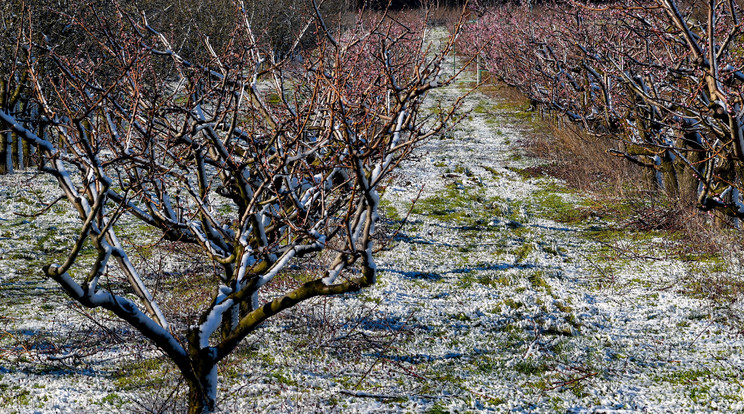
100,393,124,408
514,360,550,376
113,357,171,391
513,242,535,263
527,271,553,295
426,402,450,414
271,371,298,387
378,198,402,221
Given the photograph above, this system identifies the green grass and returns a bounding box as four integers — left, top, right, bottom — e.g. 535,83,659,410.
530,190,592,224
513,360,551,376
513,242,535,263
653,368,715,387
505,165,548,180
426,402,451,414
481,165,503,178
99,393,124,408
499,298,524,310
411,183,512,228
378,198,402,221
113,357,172,391
527,270,553,295
271,371,299,387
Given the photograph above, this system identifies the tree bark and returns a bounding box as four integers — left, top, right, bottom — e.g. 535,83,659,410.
186,375,217,414
184,357,218,413
15,131,23,170
3,131,12,174
21,133,31,168
660,153,679,200
0,131,6,174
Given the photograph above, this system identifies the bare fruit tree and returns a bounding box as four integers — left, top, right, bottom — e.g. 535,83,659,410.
0,1,466,412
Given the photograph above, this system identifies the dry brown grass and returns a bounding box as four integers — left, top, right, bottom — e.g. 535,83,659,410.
536,118,744,254
527,120,646,195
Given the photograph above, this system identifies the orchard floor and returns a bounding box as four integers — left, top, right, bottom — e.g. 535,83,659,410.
2,43,744,413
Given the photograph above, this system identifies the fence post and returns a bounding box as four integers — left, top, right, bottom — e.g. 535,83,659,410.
477,54,482,84
452,36,456,76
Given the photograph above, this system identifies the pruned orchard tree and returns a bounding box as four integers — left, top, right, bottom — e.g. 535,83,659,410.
0,1,467,412
463,0,744,222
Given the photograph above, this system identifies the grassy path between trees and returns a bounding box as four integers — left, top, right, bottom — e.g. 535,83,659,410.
313,56,744,412
1,34,744,413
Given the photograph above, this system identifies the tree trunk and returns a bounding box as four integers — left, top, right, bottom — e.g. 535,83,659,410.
22,135,32,168
4,131,13,174
16,131,23,170
184,336,218,414
186,368,218,414
659,153,678,200
0,131,6,174
713,188,734,229
673,135,703,208
641,165,657,192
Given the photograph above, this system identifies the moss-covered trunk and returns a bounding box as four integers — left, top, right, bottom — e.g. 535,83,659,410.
184,329,219,414
0,131,7,174
659,152,679,200
186,377,216,414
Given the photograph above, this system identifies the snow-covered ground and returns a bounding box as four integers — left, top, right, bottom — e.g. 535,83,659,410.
2,40,744,413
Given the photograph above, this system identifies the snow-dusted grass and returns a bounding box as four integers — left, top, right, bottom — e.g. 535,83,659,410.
1,47,744,413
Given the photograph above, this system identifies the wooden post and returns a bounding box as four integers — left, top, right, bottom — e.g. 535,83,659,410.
453,25,456,76
477,54,482,84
